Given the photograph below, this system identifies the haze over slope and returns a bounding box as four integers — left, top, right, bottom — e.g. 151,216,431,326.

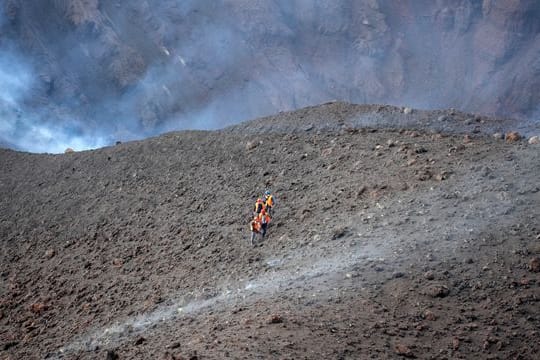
1,0,539,152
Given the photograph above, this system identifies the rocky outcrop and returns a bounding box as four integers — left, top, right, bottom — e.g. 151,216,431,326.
1,0,539,145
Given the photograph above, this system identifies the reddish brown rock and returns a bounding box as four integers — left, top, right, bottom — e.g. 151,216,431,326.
268,314,283,324
426,284,449,298
112,258,124,267
529,257,540,272
505,132,521,143
394,343,414,357
30,303,48,314
452,337,460,350
424,310,437,321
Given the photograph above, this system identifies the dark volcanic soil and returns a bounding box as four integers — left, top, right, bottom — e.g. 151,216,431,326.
1,102,539,359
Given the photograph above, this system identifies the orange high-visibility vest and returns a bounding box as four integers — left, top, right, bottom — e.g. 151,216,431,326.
265,195,274,207
258,209,271,224
254,198,266,213
250,218,262,233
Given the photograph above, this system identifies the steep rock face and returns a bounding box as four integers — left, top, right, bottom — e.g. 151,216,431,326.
1,0,539,145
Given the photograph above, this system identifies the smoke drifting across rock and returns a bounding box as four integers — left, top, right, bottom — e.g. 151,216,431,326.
0,0,539,153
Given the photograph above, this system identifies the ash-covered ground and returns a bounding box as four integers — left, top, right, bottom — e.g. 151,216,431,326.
1,102,539,359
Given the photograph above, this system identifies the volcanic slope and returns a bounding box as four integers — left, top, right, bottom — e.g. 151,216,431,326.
1,102,539,359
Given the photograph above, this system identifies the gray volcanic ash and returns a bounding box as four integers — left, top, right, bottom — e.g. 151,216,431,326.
1,102,539,359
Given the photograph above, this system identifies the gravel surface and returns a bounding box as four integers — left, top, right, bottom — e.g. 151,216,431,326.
1,102,539,359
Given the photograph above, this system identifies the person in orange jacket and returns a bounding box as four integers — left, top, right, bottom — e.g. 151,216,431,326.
250,216,262,246
258,207,271,238
254,197,266,215
264,190,275,216
250,208,271,246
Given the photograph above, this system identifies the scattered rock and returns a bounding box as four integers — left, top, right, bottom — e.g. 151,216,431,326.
344,126,359,134
64,148,74,154
424,310,437,321
321,148,333,157
463,134,472,143
528,136,540,144
3,341,19,351
452,337,460,350
529,257,540,272
268,314,283,324
479,166,492,178
30,303,48,314
3,102,540,358
425,284,449,298
423,271,435,280
106,350,119,360
403,107,413,114
357,186,367,197
166,342,181,349
331,226,348,240
245,141,259,150
394,343,414,357
112,258,124,267
505,132,521,143
437,115,449,122
417,170,432,181
434,171,449,181
492,133,503,140
299,208,311,221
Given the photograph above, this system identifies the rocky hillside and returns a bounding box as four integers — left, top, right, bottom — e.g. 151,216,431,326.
1,1,539,151
1,103,539,359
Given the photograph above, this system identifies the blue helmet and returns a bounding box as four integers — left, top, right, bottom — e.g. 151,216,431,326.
264,190,271,196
